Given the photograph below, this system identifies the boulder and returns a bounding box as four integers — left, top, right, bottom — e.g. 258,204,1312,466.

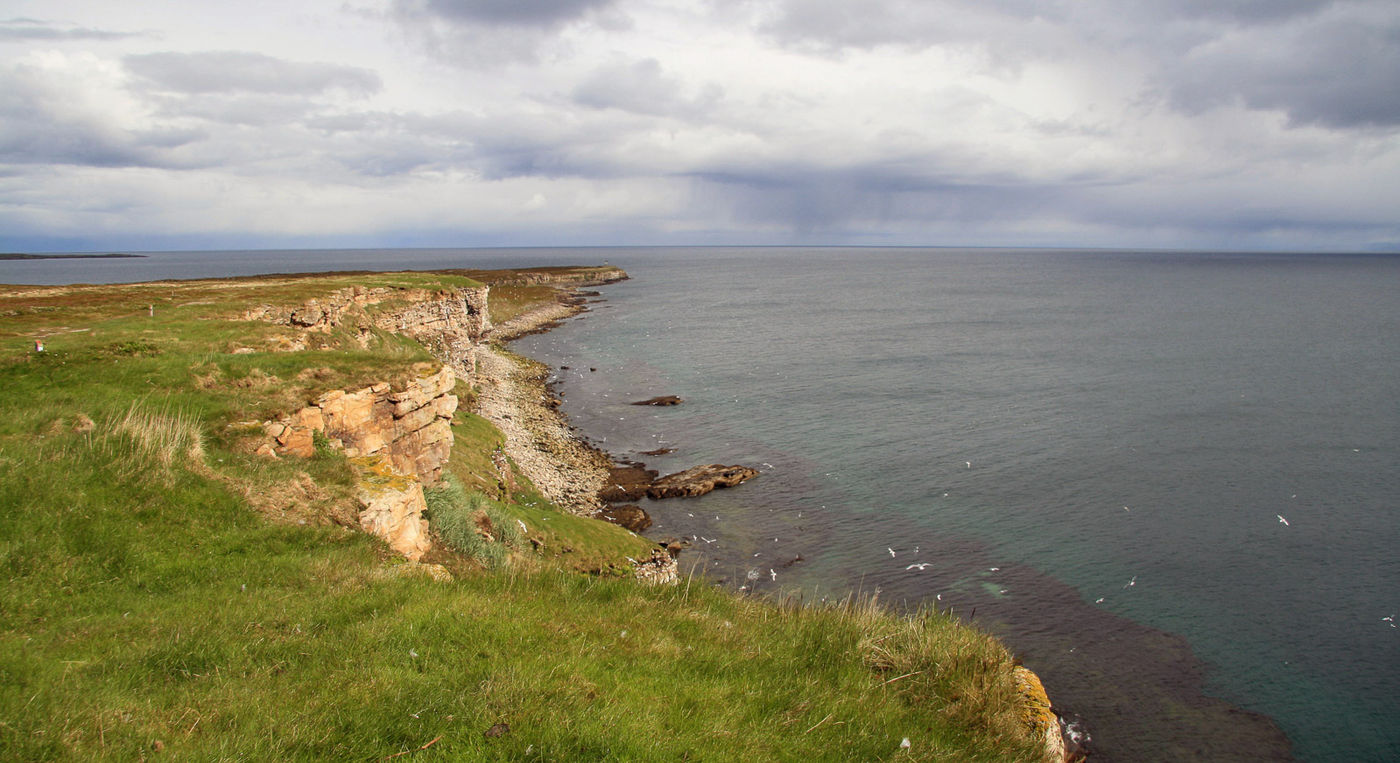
598,504,651,533
599,463,658,503
647,464,759,499
630,395,683,406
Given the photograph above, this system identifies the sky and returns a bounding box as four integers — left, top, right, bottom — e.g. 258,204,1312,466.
1,0,1398,253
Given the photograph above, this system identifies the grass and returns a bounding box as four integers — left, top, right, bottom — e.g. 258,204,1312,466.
0,267,1046,761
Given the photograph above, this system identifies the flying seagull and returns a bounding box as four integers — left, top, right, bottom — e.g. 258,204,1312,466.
906,563,932,571
1277,515,1290,526
888,547,896,558
1124,576,1137,589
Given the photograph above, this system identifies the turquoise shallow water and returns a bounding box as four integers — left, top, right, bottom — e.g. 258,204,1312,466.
8,246,1399,761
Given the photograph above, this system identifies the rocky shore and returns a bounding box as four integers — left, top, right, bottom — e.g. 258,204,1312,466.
470,290,617,516
470,281,762,522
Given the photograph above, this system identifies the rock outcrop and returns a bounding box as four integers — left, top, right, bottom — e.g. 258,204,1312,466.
260,362,456,559
262,362,457,485
599,463,659,503
243,283,490,374
248,267,634,563
630,396,683,406
352,455,432,561
1014,666,1069,762
598,504,651,533
647,464,760,499
632,548,679,585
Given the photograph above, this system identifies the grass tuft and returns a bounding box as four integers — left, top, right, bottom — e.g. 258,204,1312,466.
104,400,205,471
425,475,510,568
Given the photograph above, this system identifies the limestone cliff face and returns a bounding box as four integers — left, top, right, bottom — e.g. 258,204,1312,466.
261,362,456,560
248,268,624,562
484,267,627,288
372,287,490,374
243,284,491,373
263,362,456,485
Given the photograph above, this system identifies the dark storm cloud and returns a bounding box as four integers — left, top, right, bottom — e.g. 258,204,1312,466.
124,52,381,96
393,0,616,27
1167,16,1400,128
0,18,142,42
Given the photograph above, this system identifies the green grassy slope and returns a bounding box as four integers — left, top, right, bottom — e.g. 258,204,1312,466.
0,270,1045,761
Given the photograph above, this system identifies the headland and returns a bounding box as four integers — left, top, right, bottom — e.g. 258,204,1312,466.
0,265,1064,760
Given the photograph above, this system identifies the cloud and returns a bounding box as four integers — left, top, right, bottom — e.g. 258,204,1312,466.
389,0,627,65
0,56,204,169
572,58,723,118
1139,0,1333,24
0,17,142,42
393,0,617,27
746,0,1335,54
124,51,381,96
1,1,1396,252
1166,13,1400,128
747,0,1400,131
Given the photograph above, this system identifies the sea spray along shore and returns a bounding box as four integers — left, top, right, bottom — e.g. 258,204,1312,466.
0,266,1063,761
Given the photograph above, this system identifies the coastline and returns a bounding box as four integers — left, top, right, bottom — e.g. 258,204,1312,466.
494,270,1299,762
471,298,613,517
463,274,1074,760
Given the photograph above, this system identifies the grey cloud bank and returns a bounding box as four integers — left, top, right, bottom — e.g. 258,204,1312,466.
0,0,1396,253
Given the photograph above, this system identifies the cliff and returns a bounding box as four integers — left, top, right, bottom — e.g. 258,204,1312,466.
242,282,491,373
258,362,456,560
245,267,627,565
1,265,1064,762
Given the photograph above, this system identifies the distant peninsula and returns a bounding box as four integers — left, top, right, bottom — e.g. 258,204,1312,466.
0,252,145,260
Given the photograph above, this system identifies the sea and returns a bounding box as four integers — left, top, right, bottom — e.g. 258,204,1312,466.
5,247,1398,762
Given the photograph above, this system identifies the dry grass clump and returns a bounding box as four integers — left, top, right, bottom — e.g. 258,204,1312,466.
105,400,205,469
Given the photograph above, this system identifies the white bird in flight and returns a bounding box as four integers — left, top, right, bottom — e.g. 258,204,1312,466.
1124,576,1137,588
888,547,896,558
906,563,932,571
1277,515,1290,526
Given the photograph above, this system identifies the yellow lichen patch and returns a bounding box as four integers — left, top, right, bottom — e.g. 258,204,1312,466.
1014,665,1065,761
350,455,418,495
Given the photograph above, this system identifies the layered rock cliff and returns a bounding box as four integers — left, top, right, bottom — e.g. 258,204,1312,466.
243,283,490,372
246,268,626,563
260,362,457,560
262,362,457,484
